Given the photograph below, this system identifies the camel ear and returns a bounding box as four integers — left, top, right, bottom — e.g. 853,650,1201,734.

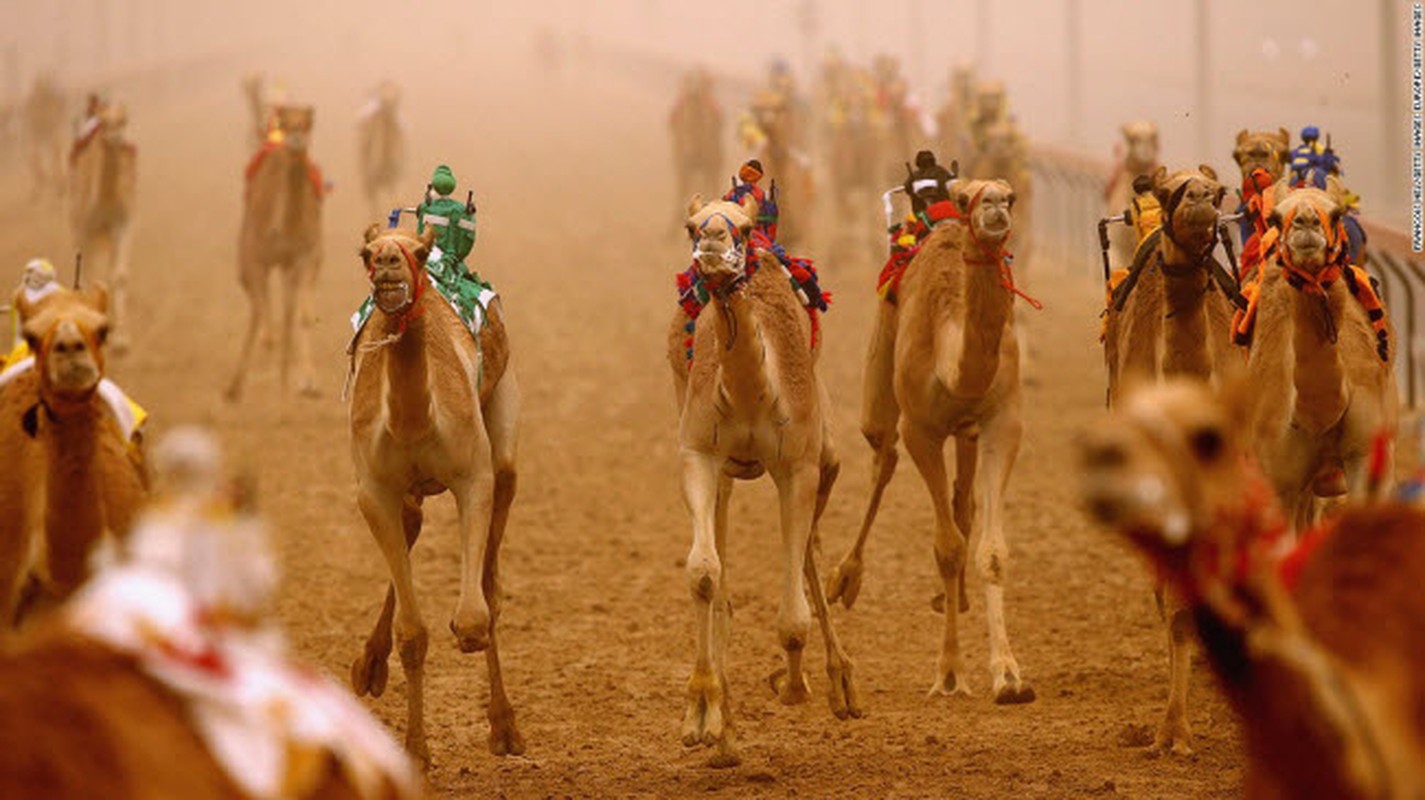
363,222,384,244
1215,372,1253,443
1267,208,1284,231
20,317,43,356
1235,129,1249,146
1276,127,1290,147
686,193,705,219
739,193,759,222
1150,167,1171,205
952,182,973,215
413,227,436,264
84,283,109,315
1120,122,1133,137
1198,164,1218,182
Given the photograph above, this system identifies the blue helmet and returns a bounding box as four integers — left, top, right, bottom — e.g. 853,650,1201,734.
1301,125,1321,142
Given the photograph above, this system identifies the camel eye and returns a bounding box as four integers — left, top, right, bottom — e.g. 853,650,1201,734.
1189,427,1223,462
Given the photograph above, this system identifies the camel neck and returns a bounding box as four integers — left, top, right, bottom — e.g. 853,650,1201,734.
1289,286,1348,433
948,246,1014,397
40,395,106,592
710,286,771,409
380,298,434,439
98,141,123,208
1159,235,1214,380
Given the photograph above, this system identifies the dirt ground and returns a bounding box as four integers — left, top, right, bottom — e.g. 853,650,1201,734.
0,37,1246,800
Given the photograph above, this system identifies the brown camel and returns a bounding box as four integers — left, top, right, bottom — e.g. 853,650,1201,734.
1232,127,1291,183
0,284,147,629
1104,121,1161,271
0,427,420,800
827,179,1037,704
823,68,879,252
358,83,405,222
1243,187,1397,529
1082,379,1425,798
68,96,138,356
23,75,67,200
226,105,324,400
346,225,522,765
744,90,813,250
669,69,724,228
1099,164,1240,755
667,194,858,768
970,119,1033,268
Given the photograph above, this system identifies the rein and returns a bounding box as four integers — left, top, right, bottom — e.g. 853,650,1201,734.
1277,206,1346,345
962,186,1043,310
695,214,750,349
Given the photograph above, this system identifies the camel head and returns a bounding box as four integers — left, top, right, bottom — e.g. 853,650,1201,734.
360,224,435,317
1120,121,1160,172
1152,164,1225,254
978,120,1021,167
273,105,314,151
974,80,1007,123
954,179,1015,250
1270,187,1343,273
1233,128,1291,182
376,81,401,110
18,284,111,403
1078,378,1258,598
949,61,976,104
685,194,756,292
90,98,128,144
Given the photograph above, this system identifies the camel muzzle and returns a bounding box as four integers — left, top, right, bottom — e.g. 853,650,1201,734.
372,280,412,314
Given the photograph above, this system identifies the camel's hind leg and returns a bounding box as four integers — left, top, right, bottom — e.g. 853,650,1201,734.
108,223,134,356
975,407,1034,704
828,301,900,609
279,260,320,398
480,372,525,757
225,253,268,402
358,480,430,765
903,421,969,697
352,494,423,699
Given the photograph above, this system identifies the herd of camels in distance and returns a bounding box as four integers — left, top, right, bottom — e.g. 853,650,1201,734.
0,36,1423,798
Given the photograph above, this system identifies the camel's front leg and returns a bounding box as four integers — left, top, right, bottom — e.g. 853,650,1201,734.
352,493,423,699
1159,602,1195,755
357,480,429,765
802,443,862,719
769,463,817,706
450,454,496,653
284,257,320,398
903,421,969,697
976,407,1035,705
681,449,738,767
225,247,267,402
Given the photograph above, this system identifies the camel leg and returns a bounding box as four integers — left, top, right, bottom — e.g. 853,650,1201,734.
358,480,429,765
903,421,969,697
803,442,862,720
828,301,900,608
768,463,817,707
480,373,524,757
1158,602,1195,755
225,252,267,402
681,449,738,767
449,448,496,653
976,407,1034,704
108,222,134,356
352,493,423,698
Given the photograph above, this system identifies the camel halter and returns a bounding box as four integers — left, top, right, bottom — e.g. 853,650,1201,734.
1276,205,1346,345
962,186,1042,310
366,238,426,331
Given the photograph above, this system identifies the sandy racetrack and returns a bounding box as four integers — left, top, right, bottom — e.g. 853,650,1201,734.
1,33,1245,799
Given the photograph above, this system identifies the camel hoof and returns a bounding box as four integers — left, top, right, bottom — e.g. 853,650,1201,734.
707,742,742,769
682,671,727,749
350,646,390,698
488,716,526,757
927,670,972,699
769,666,811,705
826,660,863,720
298,381,321,399
825,557,863,609
993,682,1037,705
450,619,490,653
1155,722,1195,757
